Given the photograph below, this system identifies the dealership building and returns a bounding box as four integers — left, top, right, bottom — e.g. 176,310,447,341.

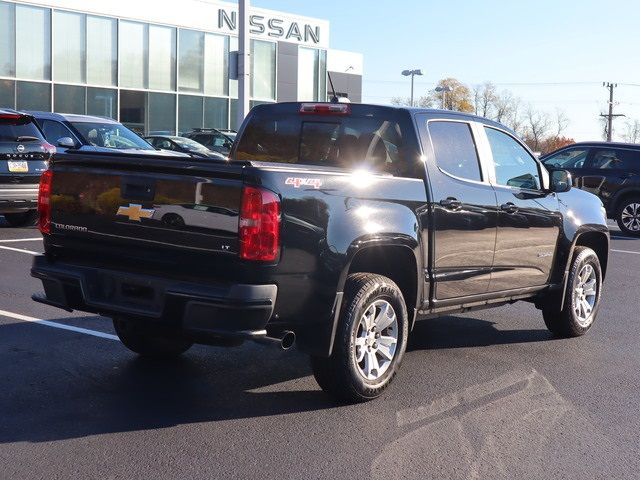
0,0,363,133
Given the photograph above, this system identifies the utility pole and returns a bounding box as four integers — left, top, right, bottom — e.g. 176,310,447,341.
600,82,624,142
237,0,250,129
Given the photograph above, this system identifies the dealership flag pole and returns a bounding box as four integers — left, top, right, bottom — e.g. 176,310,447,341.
237,0,250,129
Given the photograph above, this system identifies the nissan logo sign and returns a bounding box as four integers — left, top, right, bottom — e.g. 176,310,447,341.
16,144,25,153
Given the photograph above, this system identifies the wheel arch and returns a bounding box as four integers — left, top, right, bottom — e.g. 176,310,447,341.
610,188,640,216
558,229,609,310
340,241,422,331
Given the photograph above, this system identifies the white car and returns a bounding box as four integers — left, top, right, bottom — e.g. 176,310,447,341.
151,203,237,233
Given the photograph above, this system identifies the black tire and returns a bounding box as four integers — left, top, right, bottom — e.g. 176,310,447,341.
311,273,409,403
3,210,37,227
113,317,193,358
542,246,602,337
615,196,640,236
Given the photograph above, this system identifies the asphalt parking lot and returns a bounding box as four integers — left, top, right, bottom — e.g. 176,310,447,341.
1,218,639,480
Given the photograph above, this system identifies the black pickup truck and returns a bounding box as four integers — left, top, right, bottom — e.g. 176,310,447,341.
31,102,609,402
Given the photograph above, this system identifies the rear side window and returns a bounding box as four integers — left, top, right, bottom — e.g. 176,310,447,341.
590,149,638,170
235,106,408,175
0,117,44,142
428,121,482,182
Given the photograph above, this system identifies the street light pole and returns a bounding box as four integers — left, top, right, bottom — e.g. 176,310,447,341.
401,69,423,107
237,0,250,129
435,85,453,110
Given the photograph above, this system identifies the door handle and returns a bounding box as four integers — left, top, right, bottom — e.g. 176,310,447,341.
500,202,518,214
440,197,462,210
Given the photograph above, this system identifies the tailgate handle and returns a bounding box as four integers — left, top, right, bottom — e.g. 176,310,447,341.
121,179,156,201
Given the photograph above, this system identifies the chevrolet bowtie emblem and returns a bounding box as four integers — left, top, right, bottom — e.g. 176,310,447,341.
117,203,155,221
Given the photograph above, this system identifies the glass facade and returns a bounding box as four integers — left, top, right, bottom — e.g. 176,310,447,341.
0,1,329,134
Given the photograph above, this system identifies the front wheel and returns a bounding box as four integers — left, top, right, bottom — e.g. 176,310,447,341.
311,273,409,403
542,246,602,337
615,197,640,236
113,317,193,358
3,210,37,227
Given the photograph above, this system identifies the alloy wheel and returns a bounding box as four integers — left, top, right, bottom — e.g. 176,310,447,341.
572,263,597,327
353,300,398,381
621,203,640,232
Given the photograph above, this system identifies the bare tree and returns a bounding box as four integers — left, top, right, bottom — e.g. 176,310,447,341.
523,105,551,152
473,82,497,119
503,96,524,136
623,119,640,143
390,96,434,108
492,90,515,124
555,109,569,136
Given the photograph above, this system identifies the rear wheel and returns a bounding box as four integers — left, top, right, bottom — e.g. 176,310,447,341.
542,246,602,337
310,273,408,403
615,197,640,236
3,210,37,227
113,317,193,358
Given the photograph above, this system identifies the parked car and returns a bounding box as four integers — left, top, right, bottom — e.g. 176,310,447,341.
541,142,640,235
183,128,235,156
28,112,187,157
145,135,227,160
0,109,54,227
31,102,609,403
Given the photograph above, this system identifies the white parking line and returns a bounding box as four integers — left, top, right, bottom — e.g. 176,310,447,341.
0,309,118,341
0,238,42,243
0,245,40,255
611,249,640,256
610,235,637,241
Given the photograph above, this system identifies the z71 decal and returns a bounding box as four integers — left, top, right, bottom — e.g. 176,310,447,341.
285,177,323,189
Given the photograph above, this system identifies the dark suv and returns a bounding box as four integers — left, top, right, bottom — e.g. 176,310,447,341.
0,109,53,227
541,142,640,235
183,128,235,156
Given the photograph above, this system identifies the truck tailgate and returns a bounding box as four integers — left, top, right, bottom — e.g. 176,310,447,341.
47,155,244,258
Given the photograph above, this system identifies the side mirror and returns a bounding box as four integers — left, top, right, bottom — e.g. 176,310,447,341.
550,169,572,193
57,137,76,149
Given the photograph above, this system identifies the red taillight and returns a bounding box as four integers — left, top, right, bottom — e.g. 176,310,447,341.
38,170,53,235
239,186,280,261
0,113,22,120
299,103,351,115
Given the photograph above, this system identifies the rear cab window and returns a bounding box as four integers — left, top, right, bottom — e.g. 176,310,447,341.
233,103,420,178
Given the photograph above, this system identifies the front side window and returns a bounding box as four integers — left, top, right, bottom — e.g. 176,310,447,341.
485,127,540,190
589,149,636,170
542,148,589,169
428,121,482,182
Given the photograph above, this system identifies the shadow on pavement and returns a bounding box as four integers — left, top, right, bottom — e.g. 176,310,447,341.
408,314,557,351
0,313,558,444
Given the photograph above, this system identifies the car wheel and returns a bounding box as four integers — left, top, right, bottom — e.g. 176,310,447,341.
542,246,602,337
310,273,408,403
113,317,193,358
615,197,640,236
3,210,37,227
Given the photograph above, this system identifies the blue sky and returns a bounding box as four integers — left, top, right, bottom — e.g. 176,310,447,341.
252,0,640,141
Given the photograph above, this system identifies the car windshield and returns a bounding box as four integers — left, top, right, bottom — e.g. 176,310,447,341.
541,148,588,168
172,137,210,152
71,122,153,150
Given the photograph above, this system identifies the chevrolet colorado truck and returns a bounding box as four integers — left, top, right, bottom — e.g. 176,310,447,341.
31,102,609,402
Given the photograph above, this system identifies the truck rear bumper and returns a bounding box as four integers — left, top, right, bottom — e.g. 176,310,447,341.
31,255,277,336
